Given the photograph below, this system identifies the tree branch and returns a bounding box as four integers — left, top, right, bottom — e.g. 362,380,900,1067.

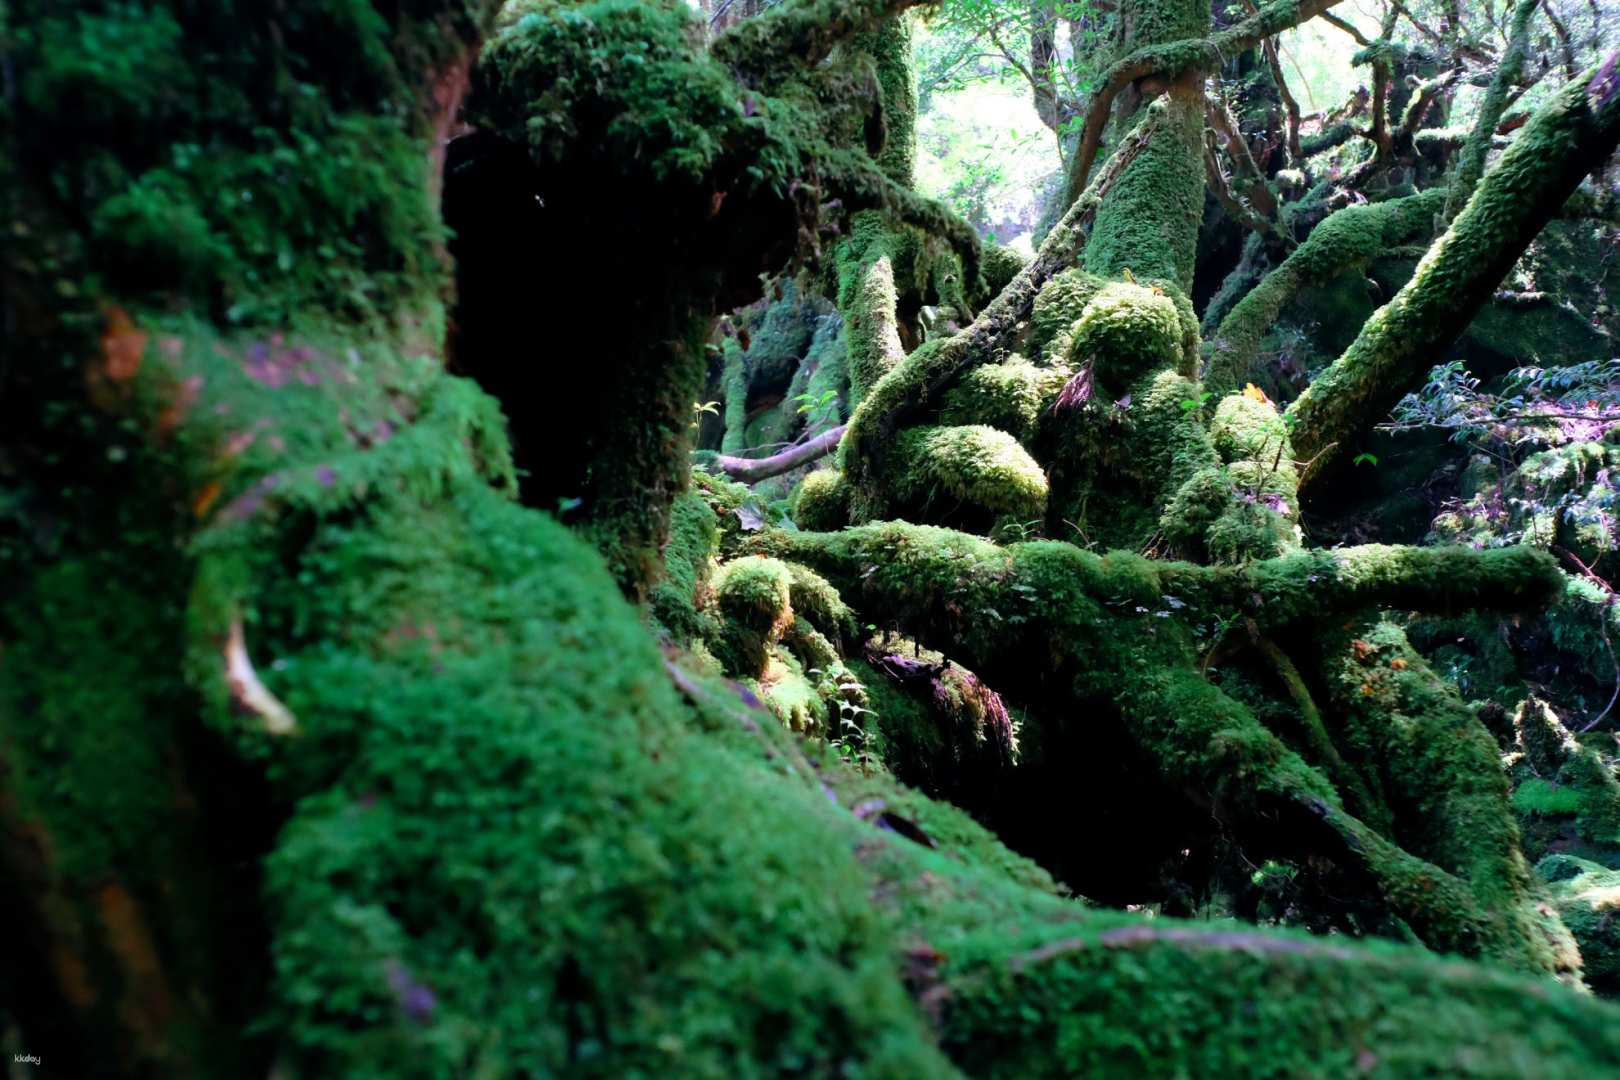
713,424,847,482
1058,0,1350,213
710,0,932,88
1205,190,1443,396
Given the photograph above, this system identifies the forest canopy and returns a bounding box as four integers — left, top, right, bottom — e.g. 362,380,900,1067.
8,0,1620,1075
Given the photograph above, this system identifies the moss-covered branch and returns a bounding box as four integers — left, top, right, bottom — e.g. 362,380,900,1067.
1287,54,1620,481
1204,190,1442,395
1446,0,1542,221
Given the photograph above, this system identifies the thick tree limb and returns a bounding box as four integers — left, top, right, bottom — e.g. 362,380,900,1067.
714,424,846,482
1058,0,1350,213
1288,53,1620,482
819,149,983,290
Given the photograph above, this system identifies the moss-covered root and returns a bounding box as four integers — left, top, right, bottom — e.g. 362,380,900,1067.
1515,697,1620,843
1204,190,1443,396
932,916,1620,1077
1110,654,1573,973
1540,855,1620,997
1314,622,1581,978
846,254,908,402
752,525,1566,658
746,526,1576,967
1286,57,1620,481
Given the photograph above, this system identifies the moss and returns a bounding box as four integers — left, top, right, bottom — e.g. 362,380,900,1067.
463,0,940,596
21,0,1620,1069
792,468,852,531
755,647,829,733
1287,61,1620,476
1049,369,1219,553
751,520,1576,969
10,0,480,326
0,559,191,881
854,14,916,187
800,313,851,434
1515,779,1589,817
649,490,720,643
720,338,750,455
1429,444,1620,574
1514,698,1620,844
1069,281,1184,388
1314,621,1576,975
939,357,1068,445
977,243,1029,302
1447,0,1541,217
1166,391,1302,562
845,252,908,402
783,561,857,645
891,425,1049,523
935,912,1620,1076
710,555,795,678
1117,0,1210,49
1029,268,1107,364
